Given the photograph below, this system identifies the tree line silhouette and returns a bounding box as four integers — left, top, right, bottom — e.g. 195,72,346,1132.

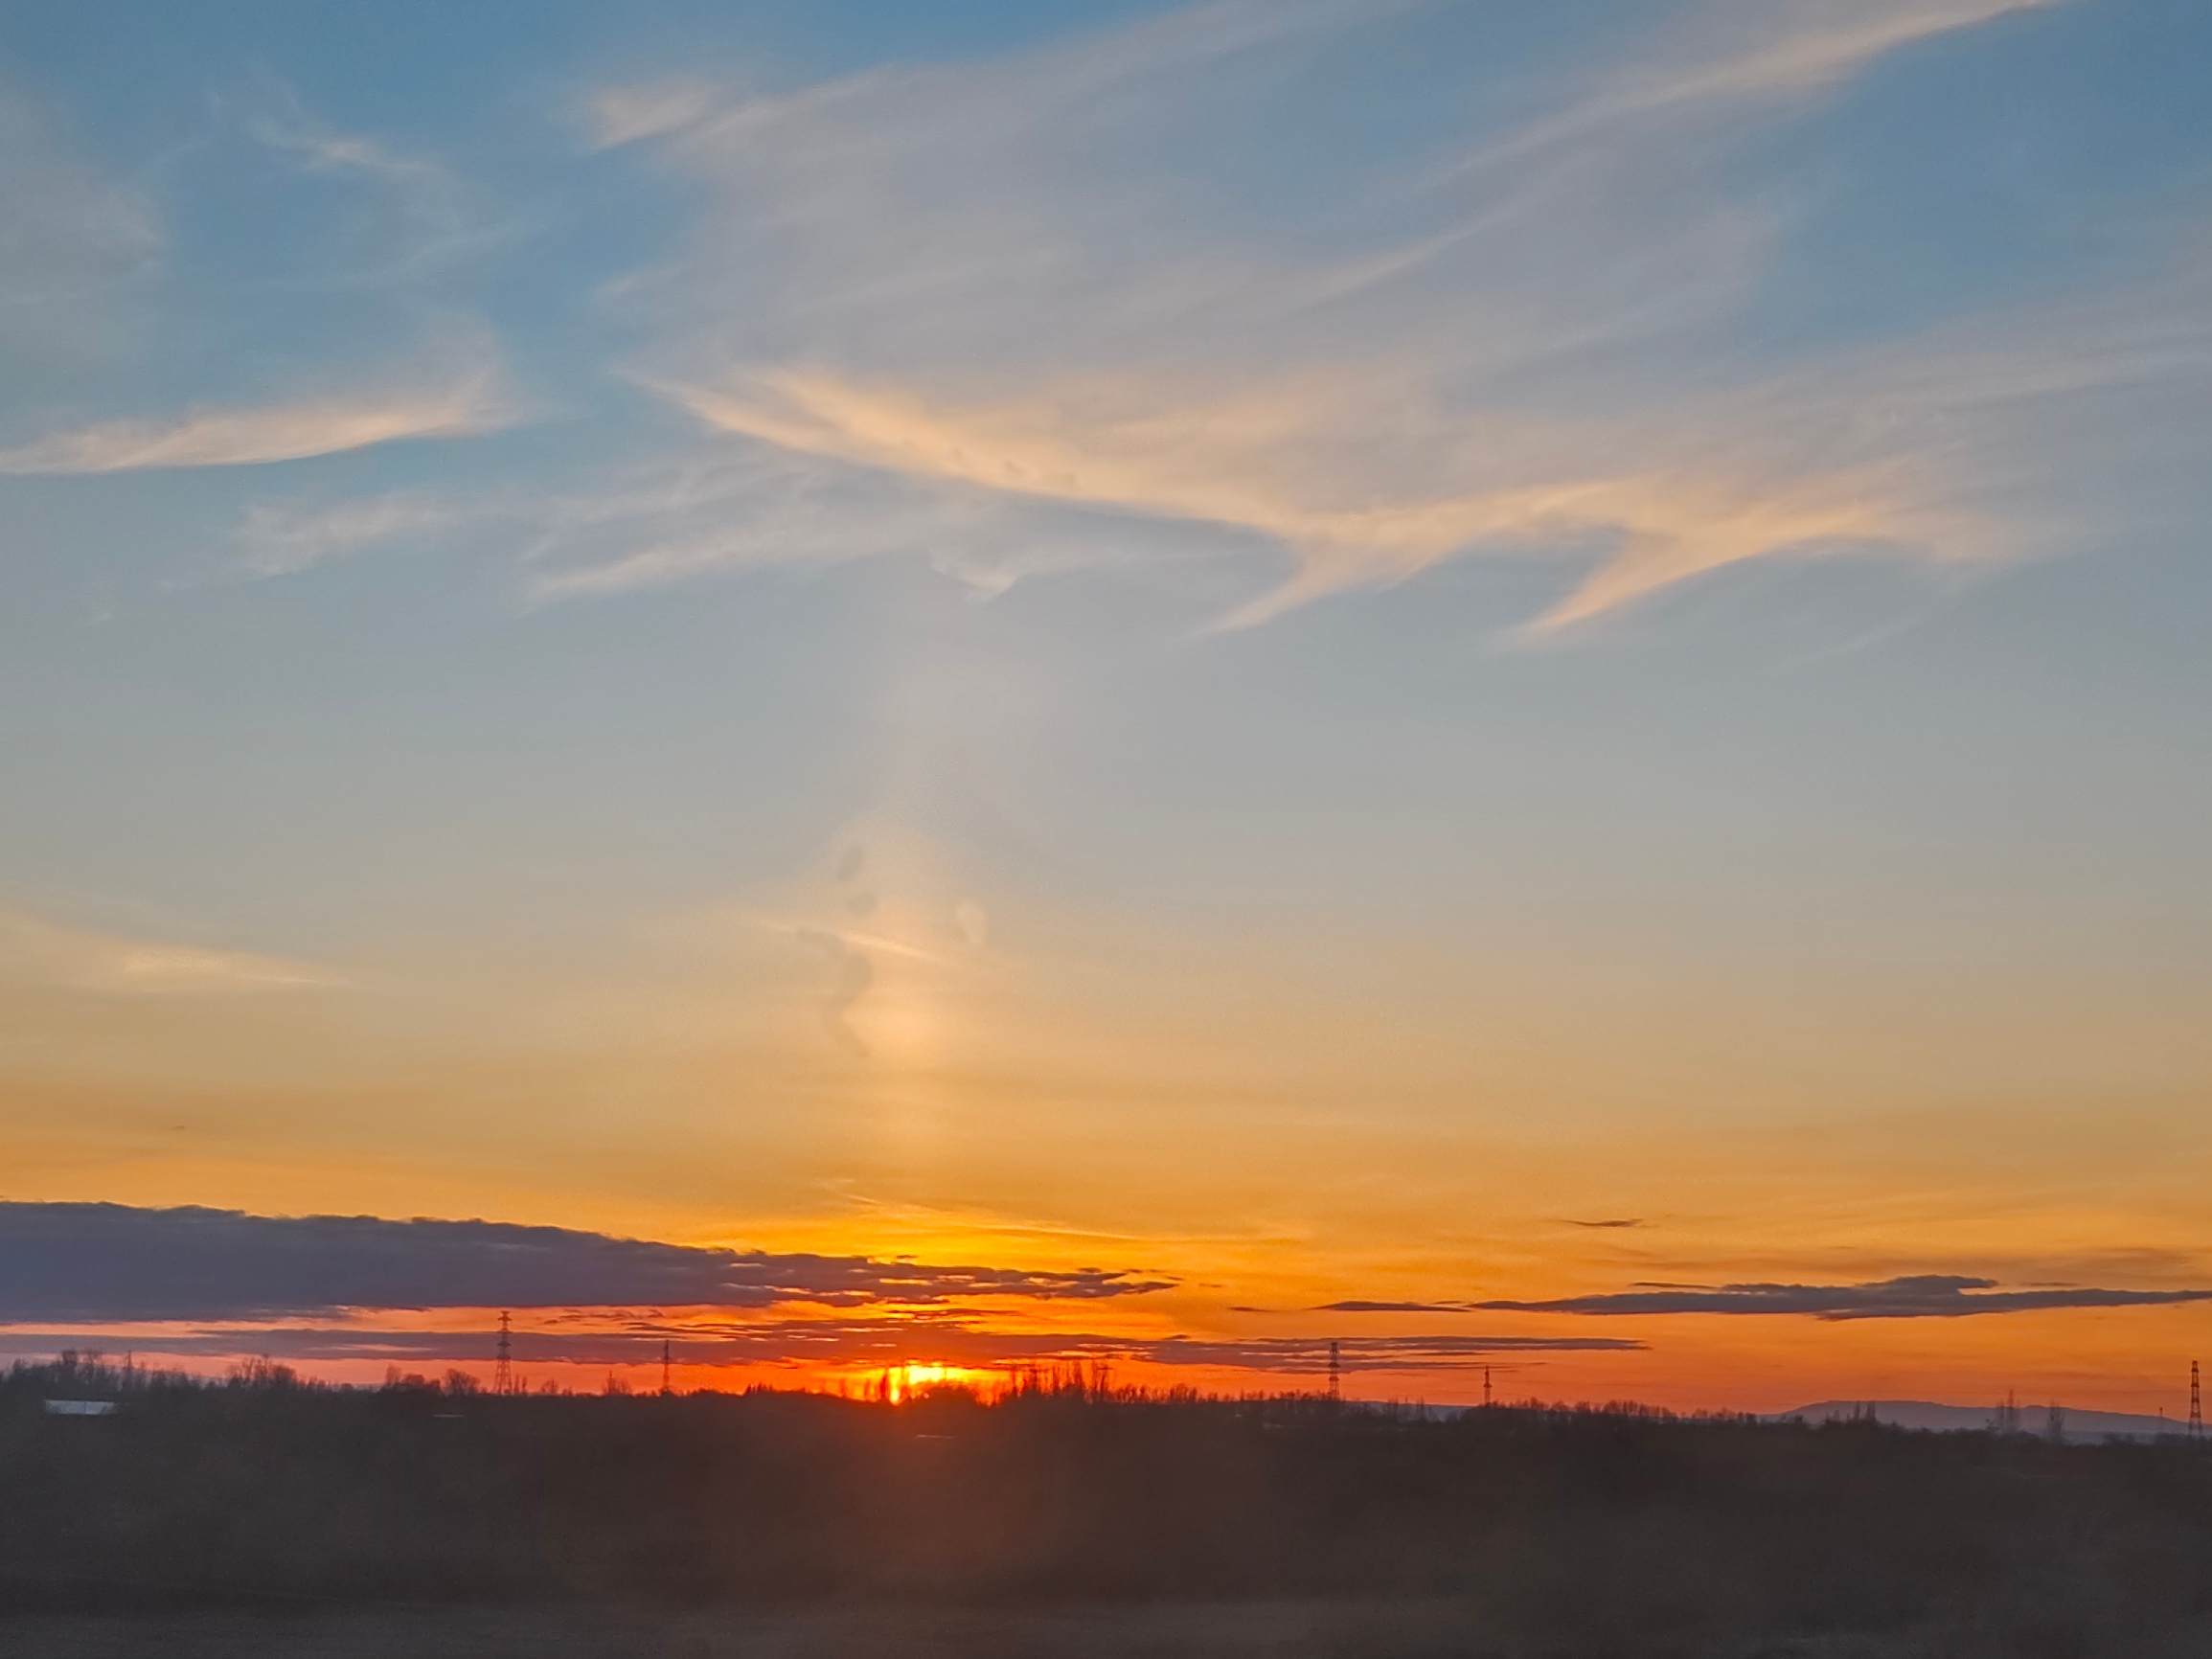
5,1352,2211,1656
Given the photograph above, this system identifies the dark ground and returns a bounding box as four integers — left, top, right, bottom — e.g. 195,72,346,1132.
0,1603,2017,1659
5,1357,2211,1657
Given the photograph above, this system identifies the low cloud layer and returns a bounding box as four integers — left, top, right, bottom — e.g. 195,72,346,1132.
0,1203,1171,1323
0,1307,1639,1377
1140,1333,1642,1372
1473,1275,2212,1321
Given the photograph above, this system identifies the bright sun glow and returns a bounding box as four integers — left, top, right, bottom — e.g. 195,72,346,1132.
849,1362,992,1403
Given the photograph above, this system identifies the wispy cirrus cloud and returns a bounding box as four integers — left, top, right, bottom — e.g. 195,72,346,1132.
237,491,480,577
263,0,2203,633
0,908,340,996
0,81,160,357
0,356,514,474
0,1203,1172,1323
588,76,722,148
1477,0,2063,164
653,366,1997,631
241,442,1145,597
537,0,2173,630
234,87,512,284
1472,1275,2212,1321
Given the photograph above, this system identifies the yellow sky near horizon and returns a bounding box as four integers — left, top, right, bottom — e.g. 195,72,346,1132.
6,831,2207,1415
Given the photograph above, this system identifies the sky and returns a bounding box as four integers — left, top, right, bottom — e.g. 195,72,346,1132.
2,0,2209,1412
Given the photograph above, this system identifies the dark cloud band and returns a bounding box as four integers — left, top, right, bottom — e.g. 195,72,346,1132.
1474,1274,2212,1321
0,1315,1642,1375
1140,1333,1642,1371
0,1202,1171,1322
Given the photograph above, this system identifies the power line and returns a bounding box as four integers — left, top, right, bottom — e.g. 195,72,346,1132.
492,1310,513,1398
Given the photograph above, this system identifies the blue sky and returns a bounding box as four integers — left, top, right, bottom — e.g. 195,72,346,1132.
2,0,2210,1405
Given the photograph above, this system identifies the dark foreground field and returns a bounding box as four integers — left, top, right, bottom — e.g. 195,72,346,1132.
5,1359,2210,1657
0,1602,2071,1659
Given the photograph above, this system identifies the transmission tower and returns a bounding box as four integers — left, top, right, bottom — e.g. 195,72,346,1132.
1327,1340,1341,1404
661,1339,674,1398
1484,1365,1494,1409
2191,1361,2202,1441
492,1310,513,1397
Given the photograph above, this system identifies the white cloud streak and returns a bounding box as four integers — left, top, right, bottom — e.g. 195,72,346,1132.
1480,0,2063,166
239,93,506,282
589,77,722,148
540,0,2155,628
289,0,2196,632
237,492,481,577
0,908,341,996
0,358,515,475
241,440,1145,597
653,364,1998,630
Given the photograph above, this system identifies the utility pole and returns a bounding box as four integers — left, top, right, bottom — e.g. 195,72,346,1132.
1327,1340,1341,1405
661,1340,674,1398
2191,1361,2202,1441
492,1310,513,1397
1484,1365,1494,1409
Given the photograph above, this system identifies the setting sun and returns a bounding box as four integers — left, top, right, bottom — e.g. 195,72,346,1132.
867,1363,992,1403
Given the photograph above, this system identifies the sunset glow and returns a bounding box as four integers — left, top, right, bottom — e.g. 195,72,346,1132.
3,0,2210,1427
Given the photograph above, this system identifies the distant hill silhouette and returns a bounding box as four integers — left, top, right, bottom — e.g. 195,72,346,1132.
1782,1398,2185,1443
